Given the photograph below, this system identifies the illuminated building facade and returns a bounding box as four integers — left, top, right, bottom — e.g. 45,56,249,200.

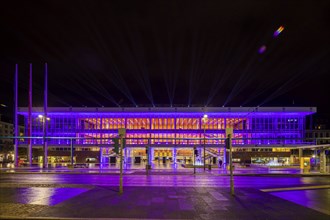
17,107,316,165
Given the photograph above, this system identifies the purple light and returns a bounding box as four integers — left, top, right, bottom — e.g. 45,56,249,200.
17,107,314,146
273,26,284,37
259,45,267,54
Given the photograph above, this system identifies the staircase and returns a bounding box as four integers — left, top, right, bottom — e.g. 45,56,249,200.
202,149,224,162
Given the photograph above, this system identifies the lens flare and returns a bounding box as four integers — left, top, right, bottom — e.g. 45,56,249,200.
274,26,284,37
258,45,267,54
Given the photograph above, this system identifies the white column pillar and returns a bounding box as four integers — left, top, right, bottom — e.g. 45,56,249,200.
320,149,326,173
223,147,227,165
151,147,155,161
127,148,132,164
173,147,177,163
100,147,103,164
299,148,304,169
198,148,202,164
124,147,128,164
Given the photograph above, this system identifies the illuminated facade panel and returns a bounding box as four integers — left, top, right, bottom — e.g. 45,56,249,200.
18,107,316,146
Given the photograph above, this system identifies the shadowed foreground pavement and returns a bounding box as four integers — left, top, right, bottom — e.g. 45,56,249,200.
0,173,329,219
0,186,329,220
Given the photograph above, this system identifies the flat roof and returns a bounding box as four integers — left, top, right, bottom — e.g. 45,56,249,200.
18,106,316,116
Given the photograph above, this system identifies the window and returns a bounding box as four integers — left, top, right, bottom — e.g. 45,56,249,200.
128,118,150,129
176,118,199,130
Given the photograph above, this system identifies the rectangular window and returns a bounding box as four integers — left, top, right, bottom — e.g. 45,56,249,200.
226,118,247,130
128,118,150,130
176,118,199,130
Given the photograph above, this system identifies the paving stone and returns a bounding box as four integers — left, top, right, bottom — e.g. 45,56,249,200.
152,197,165,203
209,191,228,201
1,186,329,219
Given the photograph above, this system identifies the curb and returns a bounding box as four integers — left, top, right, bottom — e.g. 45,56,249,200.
260,185,330,192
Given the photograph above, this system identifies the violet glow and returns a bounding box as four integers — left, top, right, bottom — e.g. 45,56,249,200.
18,107,314,146
259,45,267,54
273,26,284,37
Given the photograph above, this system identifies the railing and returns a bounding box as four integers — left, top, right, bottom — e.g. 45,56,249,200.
0,136,320,147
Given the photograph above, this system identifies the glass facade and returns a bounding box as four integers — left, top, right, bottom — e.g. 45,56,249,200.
18,107,314,147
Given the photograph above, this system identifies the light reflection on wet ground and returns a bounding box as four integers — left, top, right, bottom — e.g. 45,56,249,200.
0,187,88,206
0,161,306,174
0,166,308,176
270,189,330,215
1,174,329,188
0,174,329,218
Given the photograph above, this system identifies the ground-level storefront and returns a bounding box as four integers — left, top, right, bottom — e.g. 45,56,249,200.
21,145,328,170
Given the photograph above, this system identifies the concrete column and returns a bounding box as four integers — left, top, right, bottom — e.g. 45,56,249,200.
289,155,295,165
148,147,152,165
70,139,74,165
100,147,103,164
320,149,326,173
126,148,132,164
218,147,221,165
223,147,227,166
173,147,177,163
124,147,128,164
151,147,155,161
299,148,304,169
198,148,202,164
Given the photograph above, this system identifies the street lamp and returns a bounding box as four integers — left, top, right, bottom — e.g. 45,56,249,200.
202,114,208,171
38,115,50,168
38,115,50,121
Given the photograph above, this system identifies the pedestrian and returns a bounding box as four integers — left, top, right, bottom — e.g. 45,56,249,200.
219,159,223,168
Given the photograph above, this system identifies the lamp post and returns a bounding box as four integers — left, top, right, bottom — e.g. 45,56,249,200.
39,115,50,168
202,114,208,171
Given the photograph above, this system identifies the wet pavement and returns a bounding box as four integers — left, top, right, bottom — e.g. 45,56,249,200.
0,172,329,219
0,172,330,219
0,185,329,219
1,173,330,188
1,165,327,177
271,189,330,215
0,187,89,206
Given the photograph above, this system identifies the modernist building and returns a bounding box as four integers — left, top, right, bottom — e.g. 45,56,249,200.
306,129,330,145
0,116,24,162
16,106,317,166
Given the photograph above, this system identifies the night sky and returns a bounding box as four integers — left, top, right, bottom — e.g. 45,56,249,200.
0,0,330,122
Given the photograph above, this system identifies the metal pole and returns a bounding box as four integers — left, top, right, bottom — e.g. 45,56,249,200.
70,139,74,165
28,63,32,165
229,134,234,196
146,145,149,175
204,126,206,171
194,146,196,174
43,63,48,168
14,64,19,167
119,135,124,194
148,138,151,167
146,138,150,175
